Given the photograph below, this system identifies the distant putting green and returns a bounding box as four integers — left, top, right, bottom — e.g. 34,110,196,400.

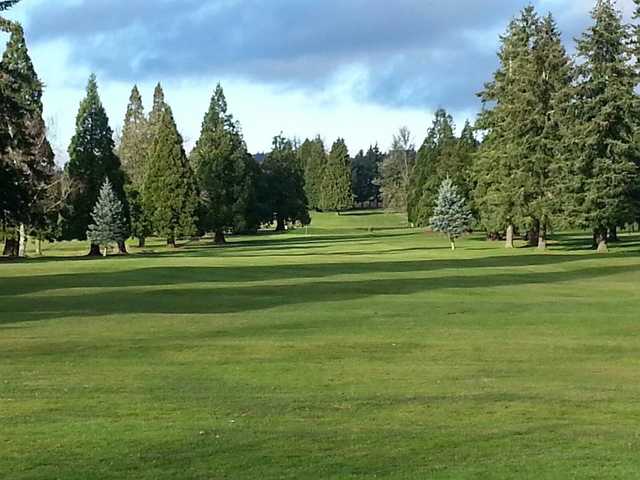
2,211,640,479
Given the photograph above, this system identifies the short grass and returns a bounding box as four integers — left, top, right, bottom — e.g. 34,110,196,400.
2,211,640,479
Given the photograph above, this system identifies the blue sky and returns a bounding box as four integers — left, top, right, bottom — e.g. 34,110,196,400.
2,0,636,161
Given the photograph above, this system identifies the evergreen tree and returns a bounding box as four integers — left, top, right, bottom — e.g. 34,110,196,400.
86,178,126,256
320,138,352,212
557,0,638,252
378,127,415,212
142,105,198,246
190,84,256,243
120,85,149,187
0,23,54,256
64,74,127,255
529,13,574,248
352,144,383,207
409,109,471,227
298,136,326,210
474,6,541,248
430,178,473,251
148,83,166,134
262,134,310,231
119,85,151,247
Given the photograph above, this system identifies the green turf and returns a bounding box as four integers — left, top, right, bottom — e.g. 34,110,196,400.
2,211,640,479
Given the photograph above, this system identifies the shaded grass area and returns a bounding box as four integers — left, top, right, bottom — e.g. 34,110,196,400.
2,218,640,479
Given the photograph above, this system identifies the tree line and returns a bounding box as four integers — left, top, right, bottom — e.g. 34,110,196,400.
2,0,640,256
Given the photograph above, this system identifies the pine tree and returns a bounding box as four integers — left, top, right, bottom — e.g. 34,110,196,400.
262,134,310,231
298,136,327,210
378,127,415,212
190,84,255,243
0,23,54,256
142,105,198,246
430,178,473,251
320,138,352,212
86,178,126,256
557,0,638,253
119,85,151,247
64,74,128,255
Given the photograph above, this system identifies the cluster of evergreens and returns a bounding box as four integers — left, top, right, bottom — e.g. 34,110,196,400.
388,0,640,253
3,0,640,255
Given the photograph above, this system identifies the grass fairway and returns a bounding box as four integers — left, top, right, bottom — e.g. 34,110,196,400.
2,211,640,479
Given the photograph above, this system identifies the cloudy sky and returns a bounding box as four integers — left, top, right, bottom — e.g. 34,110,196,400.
2,0,636,161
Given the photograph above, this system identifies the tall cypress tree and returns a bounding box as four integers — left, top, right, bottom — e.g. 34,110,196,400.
119,85,151,247
320,138,352,212
64,75,127,255
378,127,415,212
143,105,198,246
557,0,638,252
298,136,327,210
262,135,310,231
0,23,54,256
190,84,255,243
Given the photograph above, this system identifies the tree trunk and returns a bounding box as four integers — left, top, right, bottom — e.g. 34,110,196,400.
538,225,547,250
103,246,108,257
167,237,177,248
275,217,286,232
117,240,128,254
214,230,226,245
450,237,456,251
36,237,42,256
3,238,18,256
527,219,540,247
18,224,27,257
596,228,608,254
138,237,145,248
88,243,102,256
505,224,514,249
608,225,619,242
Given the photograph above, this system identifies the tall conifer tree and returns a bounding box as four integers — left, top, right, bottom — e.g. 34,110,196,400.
143,105,198,246
557,0,638,252
474,6,540,247
298,136,327,210
1,23,54,256
64,74,127,255
191,84,255,243
119,85,151,247
320,138,352,212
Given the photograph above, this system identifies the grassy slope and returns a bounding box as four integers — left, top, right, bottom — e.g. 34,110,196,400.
1,211,640,479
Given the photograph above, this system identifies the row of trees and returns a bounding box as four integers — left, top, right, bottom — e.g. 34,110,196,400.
473,0,640,252
375,0,640,253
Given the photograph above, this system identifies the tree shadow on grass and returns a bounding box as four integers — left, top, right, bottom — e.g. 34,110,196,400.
2,250,635,299
2,259,638,326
